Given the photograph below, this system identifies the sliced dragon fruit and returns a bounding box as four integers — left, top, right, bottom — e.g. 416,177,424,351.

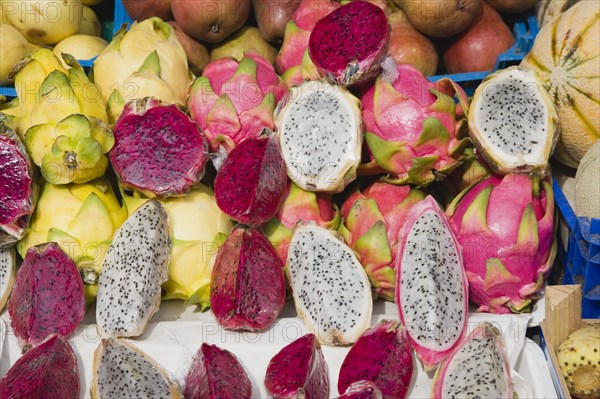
96,200,171,337
287,223,372,345
338,381,383,399
91,338,183,398
338,320,413,399
432,322,513,399
468,66,559,176
7,242,85,348
210,226,286,331
110,97,209,198
275,79,363,193
214,131,287,226
0,246,16,311
0,334,79,399
0,122,35,246
308,0,390,86
264,333,329,399
184,343,252,399
395,196,468,371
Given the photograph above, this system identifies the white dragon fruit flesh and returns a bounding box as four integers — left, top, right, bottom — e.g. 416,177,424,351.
96,200,171,338
0,245,15,312
395,195,468,371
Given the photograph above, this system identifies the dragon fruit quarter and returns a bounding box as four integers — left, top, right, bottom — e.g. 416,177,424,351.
447,174,556,314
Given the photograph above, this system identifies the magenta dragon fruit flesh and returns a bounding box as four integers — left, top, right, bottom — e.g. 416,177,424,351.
395,195,468,371
340,182,425,301
447,174,556,314
0,122,35,246
214,131,287,226
210,226,286,331
308,0,390,86
7,242,85,348
0,334,79,398
338,320,414,399
264,333,329,399
188,52,287,152
184,343,252,399
338,380,383,399
361,62,470,186
110,97,208,198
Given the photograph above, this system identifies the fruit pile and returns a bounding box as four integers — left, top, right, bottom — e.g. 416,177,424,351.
0,0,598,397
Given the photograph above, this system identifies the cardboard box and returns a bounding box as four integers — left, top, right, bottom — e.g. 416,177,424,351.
539,285,600,399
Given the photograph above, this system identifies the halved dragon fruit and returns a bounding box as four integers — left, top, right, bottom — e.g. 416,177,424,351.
0,122,35,246
0,334,79,399
214,131,287,226
0,246,15,311
287,223,372,345
7,242,85,348
432,322,513,399
110,97,208,198
96,200,171,337
338,320,413,399
468,66,560,176
395,196,468,371
264,333,329,399
184,343,252,399
210,226,286,331
338,381,383,399
308,0,390,86
275,79,363,193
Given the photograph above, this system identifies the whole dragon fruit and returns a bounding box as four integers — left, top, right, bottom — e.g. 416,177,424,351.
276,0,340,85
447,174,556,313
263,181,340,266
361,62,470,186
188,52,287,152
340,182,425,301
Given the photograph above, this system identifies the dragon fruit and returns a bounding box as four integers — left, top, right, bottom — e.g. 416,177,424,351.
338,381,383,399
96,200,171,337
8,242,85,348
276,0,340,85
340,182,425,301
0,122,35,245
210,226,286,331
361,62,470,186
0,246,15,311
338,320,413,399
447,174,556,313
468,66,560,177
308,0,390,86
110,97,209,198
395,195,468,371
184,343,252,399
0,334,79,399
287,223,372,345
214,131,287,226
188,52,287,152
264,333,329,398
263,181,341,266
275,79,363,193
91,338,183,398
432,322,513,399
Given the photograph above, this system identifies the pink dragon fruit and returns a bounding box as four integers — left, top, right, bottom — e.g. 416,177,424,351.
188,52,287,152
262,180,340,266
8,242,85,348
361,62,470,187
110,97,209,198
338,381,383,399
308,0,390,86
214,131,287,226
264,333,329,399
276,0,340,85
210,226,286,331
338,320,413,399
340,181,425,301
447,174,556,314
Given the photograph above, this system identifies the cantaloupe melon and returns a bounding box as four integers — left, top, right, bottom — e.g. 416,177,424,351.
575,140,600,218
521,1,599,168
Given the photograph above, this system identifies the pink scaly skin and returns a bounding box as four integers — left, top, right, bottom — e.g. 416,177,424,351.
447,174,556,314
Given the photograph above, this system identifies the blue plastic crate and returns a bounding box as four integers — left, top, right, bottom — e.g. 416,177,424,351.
553,179,600,318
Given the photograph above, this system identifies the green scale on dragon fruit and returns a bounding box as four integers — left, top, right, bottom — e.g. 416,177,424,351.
447,174,556,314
